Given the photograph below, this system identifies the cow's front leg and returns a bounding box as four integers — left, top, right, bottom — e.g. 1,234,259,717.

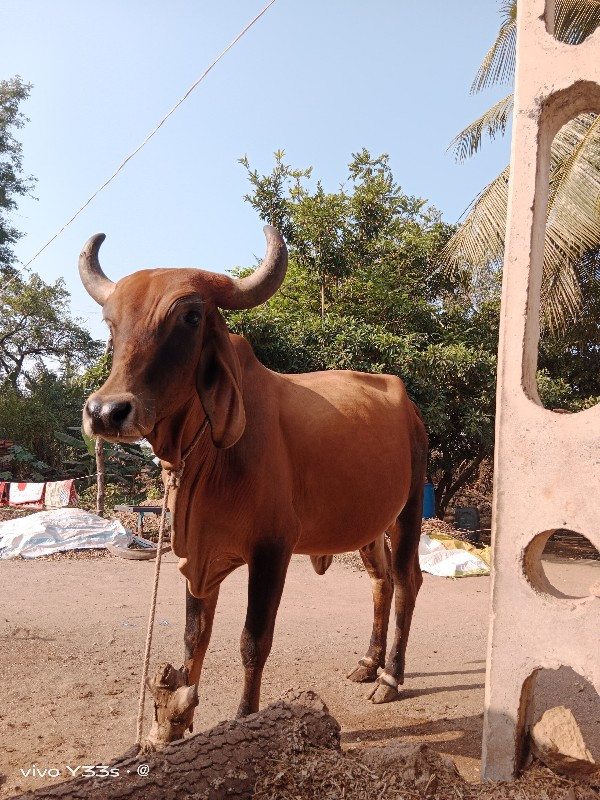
236,541,291,718
145,584,220,748
184,584,220,685
182,584,220,730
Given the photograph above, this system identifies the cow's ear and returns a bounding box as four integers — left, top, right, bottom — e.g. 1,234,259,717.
196,315,246,448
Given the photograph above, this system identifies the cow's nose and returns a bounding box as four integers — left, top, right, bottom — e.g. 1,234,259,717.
85,398,133,430
108,400,133,427
85,397,103,421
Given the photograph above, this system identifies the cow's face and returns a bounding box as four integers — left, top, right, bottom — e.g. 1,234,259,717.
83,268,238,445
79,227,286,450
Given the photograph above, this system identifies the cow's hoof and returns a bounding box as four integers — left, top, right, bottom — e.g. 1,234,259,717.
346,662,378,683
365,681,398,704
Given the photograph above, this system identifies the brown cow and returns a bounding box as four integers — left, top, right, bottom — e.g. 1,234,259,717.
79,226,428,736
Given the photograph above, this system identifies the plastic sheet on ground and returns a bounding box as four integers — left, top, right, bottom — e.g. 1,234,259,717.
0,508,132,559
419,533,490,577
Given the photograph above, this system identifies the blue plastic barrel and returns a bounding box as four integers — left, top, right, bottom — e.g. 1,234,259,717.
422,482,435,519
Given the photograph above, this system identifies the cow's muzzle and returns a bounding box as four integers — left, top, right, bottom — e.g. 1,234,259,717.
83,392,150,441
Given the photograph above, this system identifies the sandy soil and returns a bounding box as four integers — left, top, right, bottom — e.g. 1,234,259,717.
0,552,598,798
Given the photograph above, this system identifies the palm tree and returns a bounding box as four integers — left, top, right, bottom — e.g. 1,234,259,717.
441,0,600,331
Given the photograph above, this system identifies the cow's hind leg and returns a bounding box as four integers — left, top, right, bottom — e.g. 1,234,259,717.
368,489,423,704
236,540,291,718
347,534,393,683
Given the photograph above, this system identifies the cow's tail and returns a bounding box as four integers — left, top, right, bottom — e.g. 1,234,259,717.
409,400,429,490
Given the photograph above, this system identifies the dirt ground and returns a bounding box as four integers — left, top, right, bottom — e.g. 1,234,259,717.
0,551,598,798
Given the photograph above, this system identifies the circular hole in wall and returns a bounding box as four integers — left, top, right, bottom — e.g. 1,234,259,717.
523,529,599,599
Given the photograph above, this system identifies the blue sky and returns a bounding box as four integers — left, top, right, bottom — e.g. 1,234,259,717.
2,1,510,340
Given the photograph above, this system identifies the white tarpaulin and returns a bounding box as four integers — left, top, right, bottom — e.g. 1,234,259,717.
418,533,490,577
0,508,132,559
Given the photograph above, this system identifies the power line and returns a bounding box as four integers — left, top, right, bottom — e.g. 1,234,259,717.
11,0,278,280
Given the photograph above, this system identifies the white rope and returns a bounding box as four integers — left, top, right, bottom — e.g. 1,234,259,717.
135,419,209,748
134,472,176,747
378,671,399,689
3,0,278,290
359,656,376,667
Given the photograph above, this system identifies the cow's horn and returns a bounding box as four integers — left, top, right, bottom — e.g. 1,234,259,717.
221,225,288,310
78,233,115,306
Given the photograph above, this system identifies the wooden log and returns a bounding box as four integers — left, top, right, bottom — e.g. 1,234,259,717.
11,690,340,800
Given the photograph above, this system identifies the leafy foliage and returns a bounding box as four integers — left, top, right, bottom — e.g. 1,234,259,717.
470,1,517,93
0,77,114,492
230,151,498,517
54,427,159,493
554,0,600,44
0,273,104,480
449,95,514,163
233,150,600,514
0,76,35,277
0,273,102,386
0,371,87,474
442,1,600,331
537,246,600,409
0,442,49,482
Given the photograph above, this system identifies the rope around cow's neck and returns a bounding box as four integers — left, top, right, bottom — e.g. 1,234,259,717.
135,417,209,749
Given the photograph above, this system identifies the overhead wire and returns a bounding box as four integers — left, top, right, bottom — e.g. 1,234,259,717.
3,0,278,291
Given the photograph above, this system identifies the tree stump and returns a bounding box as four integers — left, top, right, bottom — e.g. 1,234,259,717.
11,690,340,800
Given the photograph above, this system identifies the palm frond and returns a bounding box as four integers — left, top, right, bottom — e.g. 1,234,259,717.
544,114,600,326
440,115,600,331
555,0,600,44
447,1,600,330
541,240,582,329
470,1,517,93
548,114,600,229
438,166,510,279
470,0,599,93
449,94,514,162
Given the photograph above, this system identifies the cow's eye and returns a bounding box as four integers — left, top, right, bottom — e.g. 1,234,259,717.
182,309,202,327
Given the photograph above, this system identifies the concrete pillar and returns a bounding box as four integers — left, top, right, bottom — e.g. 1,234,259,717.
482,0,600,781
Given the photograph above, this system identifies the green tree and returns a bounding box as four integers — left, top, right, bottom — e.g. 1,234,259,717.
0,274,101,387
0,274,104,477
537,245,600,409
0,271,104,478
0,371,87,476
0,76,35,278
234,150,599,514
0,77,104,480
441,0,600,331
231,151,498,517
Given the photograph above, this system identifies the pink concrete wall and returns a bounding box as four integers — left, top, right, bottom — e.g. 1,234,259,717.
482,0,600,781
